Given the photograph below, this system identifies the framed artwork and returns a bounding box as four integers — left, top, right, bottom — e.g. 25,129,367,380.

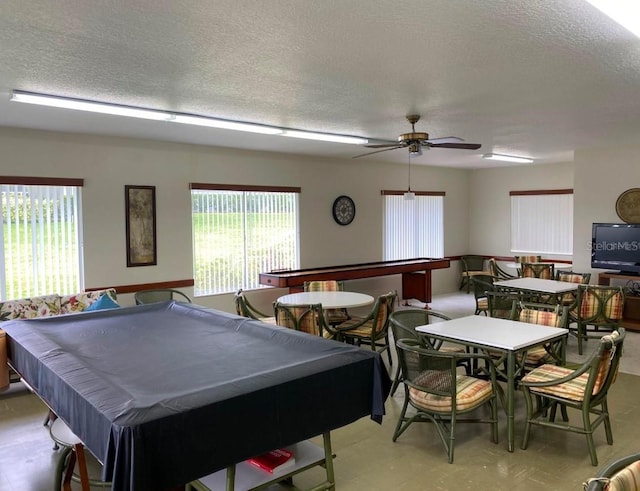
125,185,157,267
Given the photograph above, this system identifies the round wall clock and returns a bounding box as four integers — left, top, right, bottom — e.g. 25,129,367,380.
332,195,356,225
615,188,640,224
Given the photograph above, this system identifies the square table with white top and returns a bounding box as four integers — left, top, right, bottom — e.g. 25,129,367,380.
416,315,568,452
494,277,580,304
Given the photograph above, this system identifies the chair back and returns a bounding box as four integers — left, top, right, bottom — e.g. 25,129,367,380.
135,289,192,305
273,302,327,336
461,255,486,273
303,280,344,292
520,262,554,279
470,274,497,314
514,255,542,263
575,285,625,326
517,302,568,328
555,271,591,305
488,258,516,280
589,329,625,401
486,291,518,319
368,291,397,340
389,309,452,350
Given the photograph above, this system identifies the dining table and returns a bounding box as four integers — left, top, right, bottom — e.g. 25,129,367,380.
504,262,573,271
416,314,568,452
494,277,579,304
276,291,374,309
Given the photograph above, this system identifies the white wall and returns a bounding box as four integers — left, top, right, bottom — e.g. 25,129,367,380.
0,127,470,313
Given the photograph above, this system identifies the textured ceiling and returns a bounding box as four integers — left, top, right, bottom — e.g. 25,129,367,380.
1,0,639,168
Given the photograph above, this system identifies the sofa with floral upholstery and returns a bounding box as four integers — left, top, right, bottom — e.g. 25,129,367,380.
0,288,117,322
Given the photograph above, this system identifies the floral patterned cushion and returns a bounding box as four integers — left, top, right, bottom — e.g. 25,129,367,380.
0,294,61,321
60,289,117,314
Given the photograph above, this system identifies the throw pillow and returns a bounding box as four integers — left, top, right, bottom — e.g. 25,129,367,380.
84,294,120,312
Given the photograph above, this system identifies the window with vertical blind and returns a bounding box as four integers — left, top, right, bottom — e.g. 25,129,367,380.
1,177,84,300
382,191,444,260
190,183,300,296
510,189,573,255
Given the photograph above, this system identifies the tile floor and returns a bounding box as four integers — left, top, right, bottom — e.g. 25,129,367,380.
1,291,639,490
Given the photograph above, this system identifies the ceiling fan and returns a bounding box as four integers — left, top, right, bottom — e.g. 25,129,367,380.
353,114,481,158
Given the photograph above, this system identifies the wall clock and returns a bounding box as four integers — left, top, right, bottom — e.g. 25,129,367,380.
615,188,640,224
332,195,356,225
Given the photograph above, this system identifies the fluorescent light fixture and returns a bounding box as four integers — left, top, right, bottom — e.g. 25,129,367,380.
482,153,534,164
10,90,369,143
282,130,368,145
584,0,640,38
10,91,172,121
173,114,282,134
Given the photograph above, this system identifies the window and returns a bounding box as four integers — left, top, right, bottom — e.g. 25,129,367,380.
191,184,300,295
382,191,444,260
1,177,84,300
510,189,573,255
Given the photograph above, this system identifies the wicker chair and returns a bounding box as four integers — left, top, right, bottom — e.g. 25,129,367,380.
134,288,192,305
488,258,517,280
332,291,397,364
392,339,499,463
520,262,554,279
555,270,591,307
303,280,350,325
388,309,467,396
469,274,497,315
520,329,626,466
583,452,640,490
234,289,276,325
570,285,625,355
273,302,330,337
459,255,490,293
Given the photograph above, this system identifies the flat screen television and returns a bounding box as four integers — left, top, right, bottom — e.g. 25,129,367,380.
591,223,640,274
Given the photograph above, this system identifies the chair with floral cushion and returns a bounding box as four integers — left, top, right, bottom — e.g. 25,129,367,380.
234,289,277,325
303,280,350,326
273,302,331,338
388,309,468,396
583,452,640,490
392,338,499,463
571,285,625,355
332,291,397,364
520,329,625,466
520,262,554,279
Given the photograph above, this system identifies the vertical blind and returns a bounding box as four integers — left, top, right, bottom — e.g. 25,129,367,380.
1,183,83,300
383,194,444,260
191,185,299,295
510,191,573,255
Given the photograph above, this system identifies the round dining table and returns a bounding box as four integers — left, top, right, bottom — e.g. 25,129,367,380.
276,291,374,309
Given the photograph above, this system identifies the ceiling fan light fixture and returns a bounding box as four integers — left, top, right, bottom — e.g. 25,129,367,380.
282,130,368,145
10,90,173,121
482,153,534,164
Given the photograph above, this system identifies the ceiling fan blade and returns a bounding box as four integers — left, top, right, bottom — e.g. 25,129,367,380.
365,142,404,148
429,142,482,150
352,146,403,158
425,136,465,144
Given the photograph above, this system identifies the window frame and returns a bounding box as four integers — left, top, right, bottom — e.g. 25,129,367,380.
0,176,84,301
510,188,573,256
190,183,301,296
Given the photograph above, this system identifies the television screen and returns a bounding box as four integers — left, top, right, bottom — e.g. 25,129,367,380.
591,223,640,274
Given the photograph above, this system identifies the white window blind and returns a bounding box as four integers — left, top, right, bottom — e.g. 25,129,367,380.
510,191,573,255
1,183,83,300
383,193,444,260
191,186,299,295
